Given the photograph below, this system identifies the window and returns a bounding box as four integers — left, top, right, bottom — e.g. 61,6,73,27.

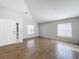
57,23,72,38
27,25,34,34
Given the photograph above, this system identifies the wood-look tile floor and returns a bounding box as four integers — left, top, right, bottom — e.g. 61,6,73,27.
0,37,79,59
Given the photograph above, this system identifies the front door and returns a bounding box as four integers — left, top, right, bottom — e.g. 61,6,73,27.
0,19,17,46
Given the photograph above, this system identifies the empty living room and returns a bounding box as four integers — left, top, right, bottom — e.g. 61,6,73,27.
0,0,79,59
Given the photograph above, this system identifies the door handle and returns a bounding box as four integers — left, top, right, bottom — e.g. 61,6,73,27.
16,23,19,39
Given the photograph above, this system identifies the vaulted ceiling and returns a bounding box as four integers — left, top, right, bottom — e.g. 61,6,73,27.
25,0,79,23
0,0,79,23
0,0,29,14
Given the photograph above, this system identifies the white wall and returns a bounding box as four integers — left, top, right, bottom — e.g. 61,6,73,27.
0,4,39,47
23,15,39,38
0,5,23,46
0,19,17,46
39,17,79,44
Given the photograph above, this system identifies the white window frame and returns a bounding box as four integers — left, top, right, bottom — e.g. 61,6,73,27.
57,23,72,38
27,25,35,34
